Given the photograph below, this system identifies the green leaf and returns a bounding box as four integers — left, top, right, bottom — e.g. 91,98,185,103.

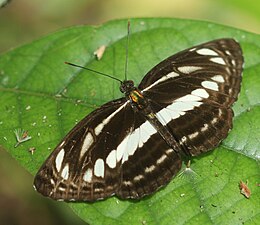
0,18,259,225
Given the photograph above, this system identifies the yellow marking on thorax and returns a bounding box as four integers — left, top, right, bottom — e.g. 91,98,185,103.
130,90,143,103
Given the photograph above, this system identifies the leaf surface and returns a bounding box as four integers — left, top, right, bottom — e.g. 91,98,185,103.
0,18,259,225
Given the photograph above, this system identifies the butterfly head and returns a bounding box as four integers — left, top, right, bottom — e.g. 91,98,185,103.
120,80,135,94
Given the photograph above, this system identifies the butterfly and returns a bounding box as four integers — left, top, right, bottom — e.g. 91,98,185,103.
34,37,243,201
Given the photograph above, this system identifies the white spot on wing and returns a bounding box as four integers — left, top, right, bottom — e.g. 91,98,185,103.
133,174,144,181
94,158,105,178
157,154,167,164
142,121,156,135
155,108,166,123
201,124,209,132
191,88,209,98
167,71,179,78
168,101,200,112
178,66,202,74
116,121,156,163
201,81,219,91
210,57,226,65
117,134,130,162
145,165,156,173
55,149,65,172
106,150,117,169
59,140,65,148
94,123,104,136
58,187,66,192
83,168,93,182
118,121,157,164
61,163,69,180
156,91,203,126
176,94,202,102
188,131,199,139
211,117,218,124
142,71,179,91
156,108,180,126
211,75,224,83
138,123,151,148
180,136,187,144
166,148,174,154
127,128,140,156
196,48,218,56
225,50,231,55
218,109,223,116
94,102,128,136
80,132,94,158
123,180,132,186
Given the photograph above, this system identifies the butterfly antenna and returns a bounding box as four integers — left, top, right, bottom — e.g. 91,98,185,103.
124,20,131,81
65,62,123,83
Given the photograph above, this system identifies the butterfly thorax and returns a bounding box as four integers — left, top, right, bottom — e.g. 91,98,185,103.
120,80,149,111
129,89,148,109
120,80,147,110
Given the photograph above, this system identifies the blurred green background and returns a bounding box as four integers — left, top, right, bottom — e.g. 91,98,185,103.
0,0,259,53
0,0,259,225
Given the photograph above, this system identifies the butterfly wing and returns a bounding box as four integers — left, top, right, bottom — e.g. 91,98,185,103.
139,38,243,156
34,96,181,201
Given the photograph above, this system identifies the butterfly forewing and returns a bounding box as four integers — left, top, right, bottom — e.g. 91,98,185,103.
34,98,130,200
34,38,243,201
